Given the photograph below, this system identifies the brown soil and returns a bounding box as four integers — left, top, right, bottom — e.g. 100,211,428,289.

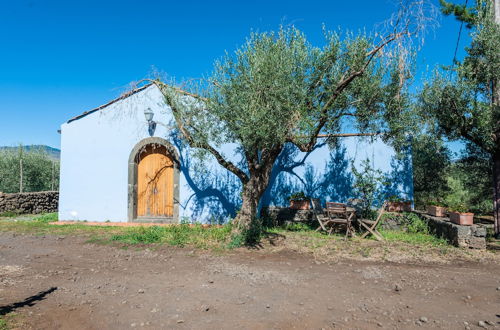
1,232,499,329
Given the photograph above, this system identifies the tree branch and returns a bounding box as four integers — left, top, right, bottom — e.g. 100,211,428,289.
289,32,406,152
155,81,250,184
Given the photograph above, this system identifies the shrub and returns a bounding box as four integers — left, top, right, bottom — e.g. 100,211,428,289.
382,212,429,234
34,212,58,223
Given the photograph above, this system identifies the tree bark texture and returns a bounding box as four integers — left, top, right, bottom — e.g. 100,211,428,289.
493,153,500,236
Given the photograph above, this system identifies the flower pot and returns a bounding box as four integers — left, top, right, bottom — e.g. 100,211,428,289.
290,200,310,210
387,201,412,212
427,205,447,217
449,211,474,226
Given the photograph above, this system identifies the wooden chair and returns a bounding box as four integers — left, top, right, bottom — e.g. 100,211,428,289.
325,202,348,219
358,202,386,241
313,200,355,237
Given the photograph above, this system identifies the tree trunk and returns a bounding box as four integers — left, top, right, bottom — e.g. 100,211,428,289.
233,178,266,232
232,148,282,235
493,153,500,237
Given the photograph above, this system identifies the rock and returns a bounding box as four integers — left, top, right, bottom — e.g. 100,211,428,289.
478,321,487,328
394,284,402,292
419,316,428,323
176,320,184,324
266,304,270,309
138,289,145,294
201,305,210,312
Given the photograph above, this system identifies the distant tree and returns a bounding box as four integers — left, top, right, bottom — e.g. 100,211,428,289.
411,134,451,207
0,146,59,193
454,142,493,214
418,0,500,234
149,2,431,242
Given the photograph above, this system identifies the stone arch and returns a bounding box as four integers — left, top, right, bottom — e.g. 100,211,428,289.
128,137,180,222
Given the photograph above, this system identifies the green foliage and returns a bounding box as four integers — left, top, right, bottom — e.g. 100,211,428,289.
402,213,429,234
0,145,59,193
160,22,418,233
281,222,312,232
34,212,58,223
453,143,493,214
411,134,451,207
444,174,472,213
439,0,478,29
0,211,19,217
110,224,232,248
419,1,500,155
382,212,430,234
227,233,244,248
288,191,308,201
351,159,384,218
241,218,263,245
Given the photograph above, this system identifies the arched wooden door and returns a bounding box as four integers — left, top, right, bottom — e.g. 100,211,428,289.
137,145,174,218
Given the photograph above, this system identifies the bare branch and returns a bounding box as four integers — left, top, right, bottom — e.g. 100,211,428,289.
153,81,250,184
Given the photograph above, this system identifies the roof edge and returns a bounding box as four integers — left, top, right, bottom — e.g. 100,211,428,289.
66,83,154,124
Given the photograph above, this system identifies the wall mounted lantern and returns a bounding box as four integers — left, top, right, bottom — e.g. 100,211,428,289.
144,107,157,136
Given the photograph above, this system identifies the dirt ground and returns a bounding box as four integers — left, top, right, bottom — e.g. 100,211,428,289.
1,232,499,330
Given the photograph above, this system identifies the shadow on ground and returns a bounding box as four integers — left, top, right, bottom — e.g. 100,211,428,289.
0,287,57,316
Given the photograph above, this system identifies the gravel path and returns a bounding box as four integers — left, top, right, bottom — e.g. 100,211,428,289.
1,233,499,329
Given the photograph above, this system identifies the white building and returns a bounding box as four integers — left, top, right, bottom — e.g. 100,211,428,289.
58,84,413,223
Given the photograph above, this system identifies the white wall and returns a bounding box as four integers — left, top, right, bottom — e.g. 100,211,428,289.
59,85,413,222
59,85,183,221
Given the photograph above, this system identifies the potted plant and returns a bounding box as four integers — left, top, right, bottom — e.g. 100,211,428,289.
448,202,474,226
289,191,310,210
427,200,447,217
386,196,412,212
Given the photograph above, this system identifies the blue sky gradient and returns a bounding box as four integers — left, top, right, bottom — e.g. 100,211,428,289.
0,0,468,149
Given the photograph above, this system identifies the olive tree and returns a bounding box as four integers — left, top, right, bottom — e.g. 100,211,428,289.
148,2,430,240
0,146,59,193
419,0,500,234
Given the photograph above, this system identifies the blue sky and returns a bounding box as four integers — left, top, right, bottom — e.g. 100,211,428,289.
0,0,468,149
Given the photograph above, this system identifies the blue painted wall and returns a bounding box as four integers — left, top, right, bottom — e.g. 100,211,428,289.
59,85,413,222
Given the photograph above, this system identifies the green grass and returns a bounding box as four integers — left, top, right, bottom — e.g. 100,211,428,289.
0,213,453,256
0,211,19,217
33,212,58,223
109,224,232,248
380,229,448,246
0,219,125,236
0,318,7,330
0,312,18,330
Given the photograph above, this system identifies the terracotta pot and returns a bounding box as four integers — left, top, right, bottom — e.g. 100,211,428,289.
449,211,474,226
386,201,412,212
290,200,310,210
427,205,447,217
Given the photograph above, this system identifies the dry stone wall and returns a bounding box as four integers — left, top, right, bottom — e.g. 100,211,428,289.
0,191,58,214
414,211,486,249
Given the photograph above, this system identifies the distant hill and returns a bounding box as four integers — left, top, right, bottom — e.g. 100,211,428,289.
0,145,60,159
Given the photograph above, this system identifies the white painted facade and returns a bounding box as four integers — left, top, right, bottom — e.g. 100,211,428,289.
59,84,413,222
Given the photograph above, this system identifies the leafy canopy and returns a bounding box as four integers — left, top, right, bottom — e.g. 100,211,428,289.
161,26,414,184
419,0,500,154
